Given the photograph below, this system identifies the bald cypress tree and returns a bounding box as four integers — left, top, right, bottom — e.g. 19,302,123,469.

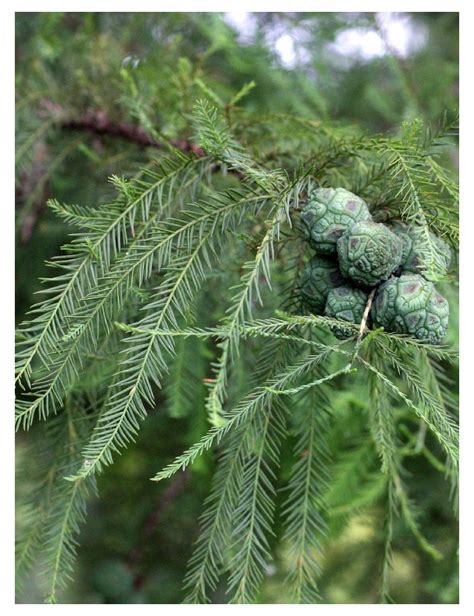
15,13,459,604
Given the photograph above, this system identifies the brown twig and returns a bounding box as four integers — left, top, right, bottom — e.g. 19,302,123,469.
38,99,204,155
17,104,205,242
60,108,205,156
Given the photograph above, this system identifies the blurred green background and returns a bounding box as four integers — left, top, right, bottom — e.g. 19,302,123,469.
15,12,458,603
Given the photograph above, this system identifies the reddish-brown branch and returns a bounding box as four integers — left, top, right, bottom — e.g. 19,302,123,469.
60,109,205,156
37,100,203,156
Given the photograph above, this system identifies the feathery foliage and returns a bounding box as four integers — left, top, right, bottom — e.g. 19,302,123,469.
16,21,458,603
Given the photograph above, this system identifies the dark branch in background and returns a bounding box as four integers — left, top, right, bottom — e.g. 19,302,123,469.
58,107,245,181
17,101,246,242
16,102,205,242
127,469,190,590
57,107,205,157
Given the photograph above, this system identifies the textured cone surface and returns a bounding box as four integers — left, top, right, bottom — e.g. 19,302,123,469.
324,285,368,339
372,273,449,344
299,255,346,314
388,220,452,280
387,220,414,265
337,220,403,287
299,187,372,254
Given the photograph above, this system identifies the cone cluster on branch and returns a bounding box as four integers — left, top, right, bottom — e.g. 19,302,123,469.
298,187,450,342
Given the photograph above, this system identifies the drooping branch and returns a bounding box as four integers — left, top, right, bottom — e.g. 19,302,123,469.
61,109,205,156
40,100,205,156
16,103,206,242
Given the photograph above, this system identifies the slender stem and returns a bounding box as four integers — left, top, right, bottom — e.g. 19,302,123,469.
350,287,376,364
265,364,356,396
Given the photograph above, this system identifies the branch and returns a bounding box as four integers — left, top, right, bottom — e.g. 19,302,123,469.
40,100,205,156
350,287,377,364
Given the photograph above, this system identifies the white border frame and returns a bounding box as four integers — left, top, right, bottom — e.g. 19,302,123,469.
2,2,470,613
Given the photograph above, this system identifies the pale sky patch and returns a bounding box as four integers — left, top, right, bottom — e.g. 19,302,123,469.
223,12,428,67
